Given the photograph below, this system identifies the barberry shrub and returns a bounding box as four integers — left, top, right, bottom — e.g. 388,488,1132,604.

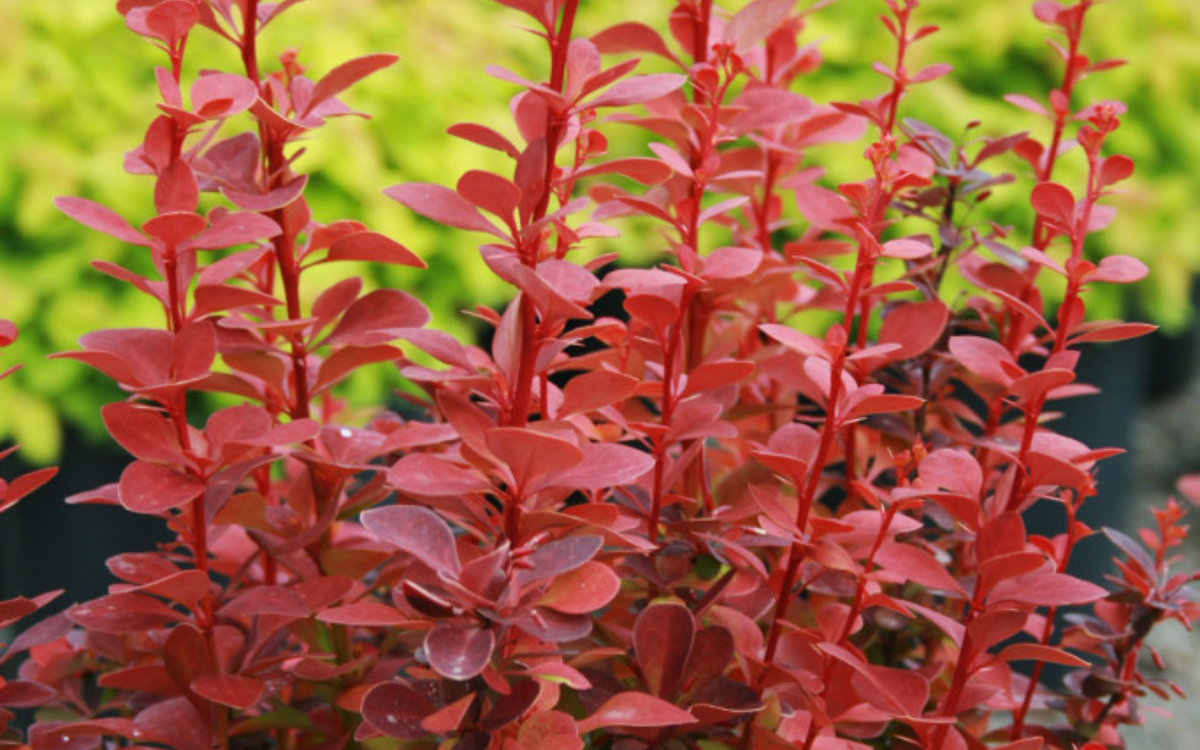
1,1,1195,749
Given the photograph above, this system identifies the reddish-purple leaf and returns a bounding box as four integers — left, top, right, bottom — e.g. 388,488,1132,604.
0,680,55,708
577,692,697,733
317,600,415,627
386,182,507,238
314,344,404,393
118,461,203,515
481,679,540,731
218,586,310,618
190,675,265,710
55,197,148,246
519,536,603,586
362,505,462,577
361,681,436,739
68,593,185,633
537,561,621,615
878,300,948,361
425,623,495,680
634,601,695,698
304,53,398,116
518,711,583,750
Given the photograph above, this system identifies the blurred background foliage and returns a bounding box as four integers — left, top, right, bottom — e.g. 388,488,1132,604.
0,0,1197,463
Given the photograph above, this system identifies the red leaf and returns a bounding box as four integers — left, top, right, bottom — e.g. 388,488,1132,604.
988,572,1107,606
328,231,425,268
949,336,1017,386
189,212,281,250
221,174,308,212
518,711,583,750
361,505,462,577
918,449,982,498
68,593,185,633
1099,154,1134,187
361,681,436,739
559,371,639,415
318,600,415,627
0,680,56,708
448,122,521,158
881,238,934,260
911,63,953,82
0,468,58,513
325,289,430,346
486,428,584,491
794,183,855,231
537,561,621,614
878,300,948,361
542,442,654,491
585,74,686,108
1004,94,1048,117
304,53,399,116
315,344,404,393
118,461,203,515
592,22,679,63
1070,321,1156,344
144,0,197,46
385,182,507,238
682,360,755,397
1090,254,1148,284
634,601,695,698
995,643,1089,668
54,197,148,246
425,623,495,680
457,170,521,224
701,246,761,280
191,73,257,118
725,0,794,51
190,675,264,710
387,453,491,498
142,211,207,245
577,692,697,733
218,586,310,618
102,403,185,465
518,536,603,586
1030,182,1075,230
574,157,673,185
730,88,814,132
875,542,966,596
155,159,199,214
0,319,15,348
